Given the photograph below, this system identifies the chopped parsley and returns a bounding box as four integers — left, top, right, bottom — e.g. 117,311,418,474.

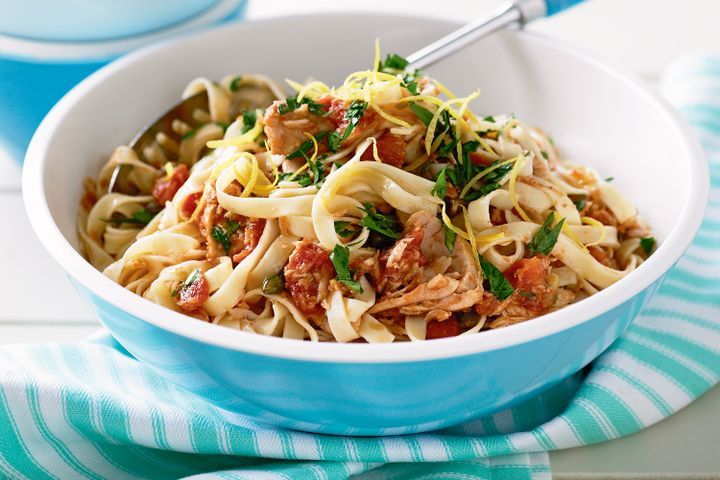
640,237,656,255
181,129,196,140
479,256,514,301
327,100,368,152
462,161,513,201
330,244,363,293
409,102,434,127
443,224,457,253
605,176,614,182
359,203,401,239
432,168,449,199
379,53,409,71
240,110,257,134
277,95,328,116
334,221,358,238
211,220,242,254
527,212,565,256
171,268,201,297
277,171,313,187
483,115,496,123
541,150,549,159
103,208,155,226
573,198,587,211
229,76,242,92
402,73,420,95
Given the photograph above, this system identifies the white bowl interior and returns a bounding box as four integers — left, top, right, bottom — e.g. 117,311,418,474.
24,14,706,361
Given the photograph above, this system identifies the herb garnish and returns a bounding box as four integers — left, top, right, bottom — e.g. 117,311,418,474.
330,244,363,293
409,102,434,127
103,208,155,226
379,53,409,71
640,237,655,255
278,95,328,116
229,76,242,92
443,224,457,253
541,150,549,159
462,161,513,201
479,256,514,300
334,221,358,238
241,110,257,134
327,100,368,152
527,212,565,256
483,115,496,123
181,130,196,140
605,176,614,182
211,220,242,254
573,198,587,211
359,203,401,239
171,268,201,297
432,168,449,198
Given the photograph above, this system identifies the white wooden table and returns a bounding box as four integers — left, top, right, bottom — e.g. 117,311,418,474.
2,0,719,476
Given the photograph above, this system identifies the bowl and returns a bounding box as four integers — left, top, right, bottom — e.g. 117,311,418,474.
0,0,247,162
22,13,708,435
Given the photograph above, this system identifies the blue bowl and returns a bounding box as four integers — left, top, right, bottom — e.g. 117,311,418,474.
0,0,247,162
22,15,708,435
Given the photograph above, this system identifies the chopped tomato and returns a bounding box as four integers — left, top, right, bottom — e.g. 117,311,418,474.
473,292,501,316
319,95,382,148
181,191,202,219
231,218,266,264
177,272,209,313
360,133,406,167
426,317,461,339
469,151,494,167
503,256,555,314
152,164,189,205
284,241,335,315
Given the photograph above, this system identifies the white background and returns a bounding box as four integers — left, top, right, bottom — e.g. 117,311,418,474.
1,0,719,474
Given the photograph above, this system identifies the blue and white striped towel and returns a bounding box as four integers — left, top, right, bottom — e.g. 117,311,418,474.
1,55,719,479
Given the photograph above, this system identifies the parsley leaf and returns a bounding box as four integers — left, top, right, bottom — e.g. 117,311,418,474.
640,237,655,255
327,100,367,152
573,198,587,211
483,115,496,122
103,208,155,226
527,212,565,256
479,256,514,301
541,150,548,159
278,95,327,116
334,221,358,238
379,53,409,71
409,102,434,127
432,168,449,199
330,244,363,293
181,129,196,140
359,203,400,239
460,141,480,184
605,176,614,182
241,110,257,134
211,220,241,254
443,224,457,253
229,76,242,92
277,171,313,187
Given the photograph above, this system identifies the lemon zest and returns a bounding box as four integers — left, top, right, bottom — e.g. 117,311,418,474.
441,204,470,241
295,81,331,101
508,155,533,223
163,162,174,178
462,205,481,270
370,102,412,128
405,154,430,172
581,216,606,247
207,113,263,149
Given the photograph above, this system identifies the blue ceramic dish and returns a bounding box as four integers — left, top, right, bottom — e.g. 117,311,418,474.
22,14,708,435
0,0,247,162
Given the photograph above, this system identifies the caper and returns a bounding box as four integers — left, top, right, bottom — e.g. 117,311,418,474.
262,272,284,295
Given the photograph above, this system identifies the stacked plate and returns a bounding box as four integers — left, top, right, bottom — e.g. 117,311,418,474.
0,0,247,161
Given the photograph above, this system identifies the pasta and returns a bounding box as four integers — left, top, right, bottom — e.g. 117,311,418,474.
78,48,655,342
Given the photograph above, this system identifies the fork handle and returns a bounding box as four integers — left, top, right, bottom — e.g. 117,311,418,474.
406,0,584,71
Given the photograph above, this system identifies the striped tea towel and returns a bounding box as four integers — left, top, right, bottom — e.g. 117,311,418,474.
1,55,719,479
